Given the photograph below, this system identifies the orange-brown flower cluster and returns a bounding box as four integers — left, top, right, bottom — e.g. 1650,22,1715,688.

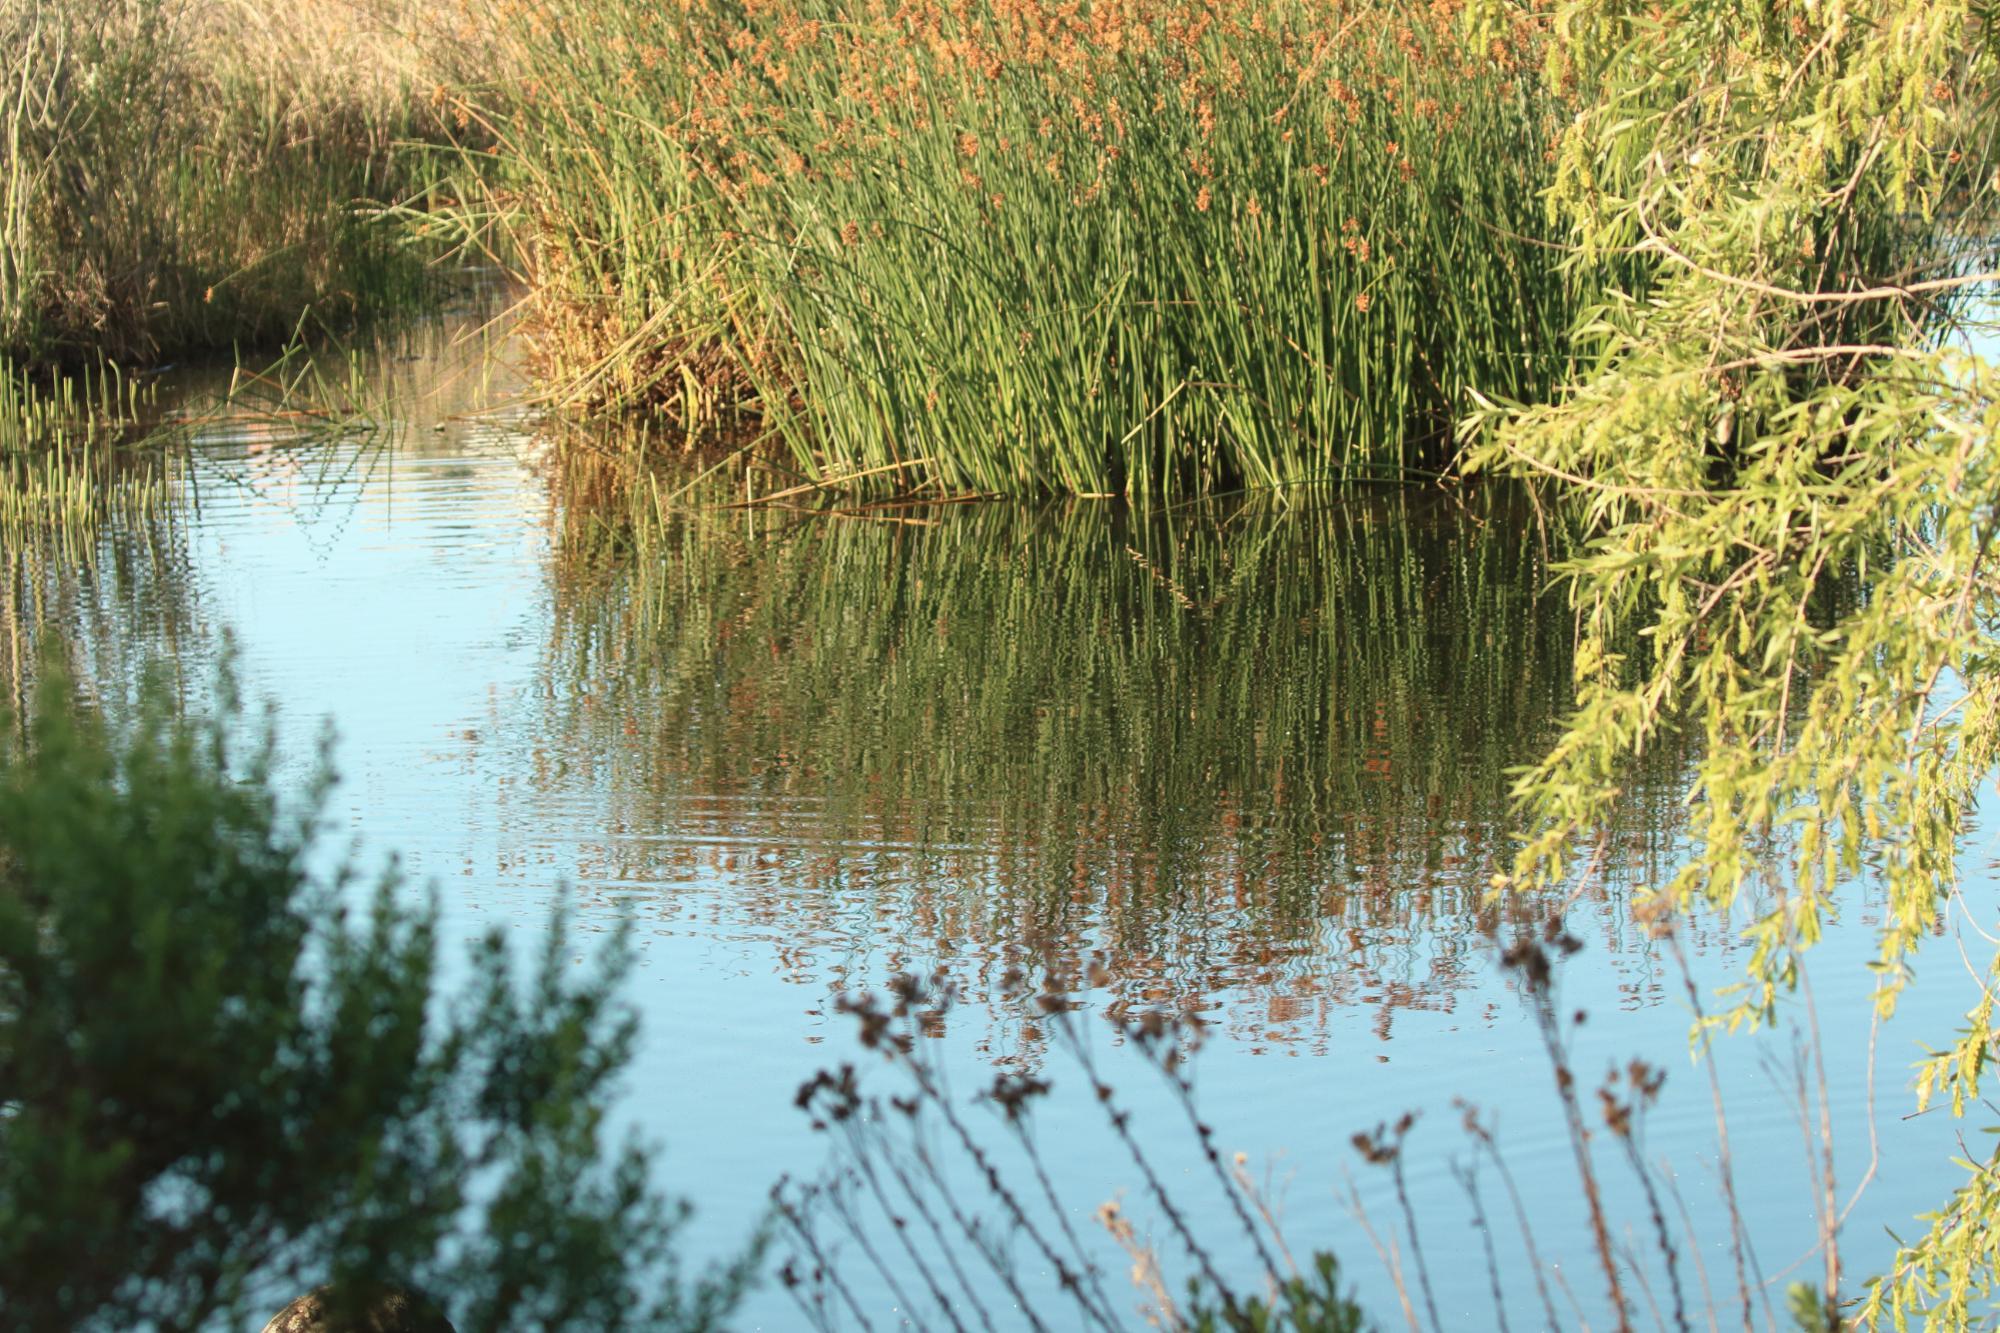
526,0,1547,222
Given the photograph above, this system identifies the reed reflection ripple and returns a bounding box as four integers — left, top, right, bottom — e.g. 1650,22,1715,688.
523,484,1705,1055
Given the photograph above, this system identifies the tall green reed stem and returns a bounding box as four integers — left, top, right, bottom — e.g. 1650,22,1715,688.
485,0,1615,497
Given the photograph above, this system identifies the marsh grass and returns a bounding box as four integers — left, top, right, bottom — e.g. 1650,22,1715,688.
482,0,1616,499
0,439,182,551
0,0,467,369
0,315,407,544
0,310,505,731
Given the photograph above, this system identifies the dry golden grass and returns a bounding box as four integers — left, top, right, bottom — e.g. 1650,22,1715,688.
186,0,470,131
0,0,468,364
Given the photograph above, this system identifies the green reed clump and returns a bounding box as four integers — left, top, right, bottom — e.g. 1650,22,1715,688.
0,359,142,457
0,359,184,547
0,0,459,368
484,0,1612,498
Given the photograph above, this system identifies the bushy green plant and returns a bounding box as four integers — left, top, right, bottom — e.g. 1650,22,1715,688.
0,660,753,1331
1185,1255,1370,1333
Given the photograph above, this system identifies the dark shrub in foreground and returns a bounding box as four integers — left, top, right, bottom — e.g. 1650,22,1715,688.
0,663,751,1331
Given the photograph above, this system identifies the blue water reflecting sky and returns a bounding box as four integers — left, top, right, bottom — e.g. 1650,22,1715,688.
19,311,2000,1329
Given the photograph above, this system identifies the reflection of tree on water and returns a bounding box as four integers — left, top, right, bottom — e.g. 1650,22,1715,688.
528,485,1706,1050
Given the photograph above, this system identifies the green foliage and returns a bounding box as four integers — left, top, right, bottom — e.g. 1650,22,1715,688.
1789,1279,1842,1333
482,0,1612,497
1457,0,1999,1321
1184,1254,1370,1332
0,357,179,545
0,660,753,1331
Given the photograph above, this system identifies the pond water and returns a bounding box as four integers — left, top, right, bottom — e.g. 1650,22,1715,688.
4,318,1994,1330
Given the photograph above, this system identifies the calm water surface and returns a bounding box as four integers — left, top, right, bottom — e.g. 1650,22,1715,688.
5,321,1994,1329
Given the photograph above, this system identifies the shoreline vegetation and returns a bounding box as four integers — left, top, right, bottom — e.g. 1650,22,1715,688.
0,0,467,531
0,0,1983,500
477,0,1610,498
0,0,450,368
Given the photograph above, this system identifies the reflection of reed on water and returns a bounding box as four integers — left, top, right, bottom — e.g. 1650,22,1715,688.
1,310,519,726
530,482,1697,1048
2,504,201,728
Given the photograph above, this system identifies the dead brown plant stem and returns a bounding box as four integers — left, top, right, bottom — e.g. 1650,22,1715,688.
836,1129,976,1333
823,1168,932,1327
1159,1064,1289,1283
1799,969,1842,1327
884,1147,1003,1333
907,1133,1059,1331
1834,1012,1882,1233
1000,1122,1123,1325
1527,981,1633,1333
898,1053,1103,1333
1449,1158,1513,1333
1054,1017,1243,1321
774,1182,882,1333
1659,1168,1722,1333
1387,1151,1444,1333
1347,1184,1422,1333
1616,1120,1693,1333
1477,1131,1564,1331
1666,931,1768,1332
1621,1238,1668,1332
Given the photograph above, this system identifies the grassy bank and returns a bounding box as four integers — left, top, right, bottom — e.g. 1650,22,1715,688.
0,0,474,556
483,0,1608,498
0,0,459,369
